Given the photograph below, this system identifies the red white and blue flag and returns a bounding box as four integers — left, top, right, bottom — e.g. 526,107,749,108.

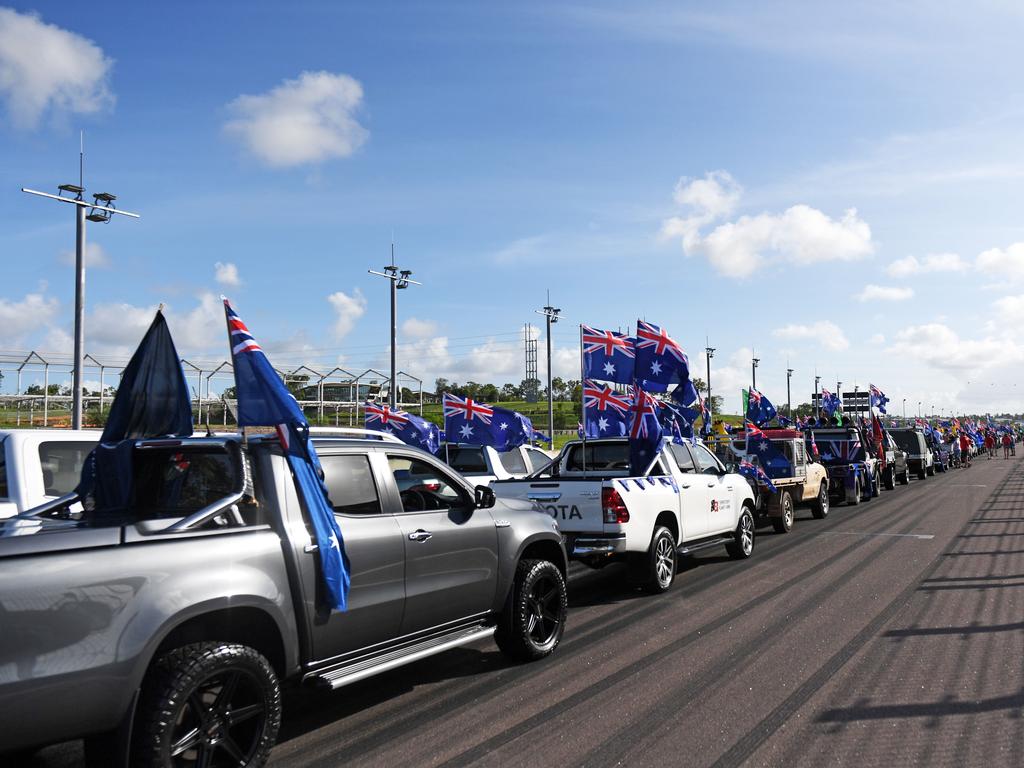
365,402,440,453
582,379,632,437
582,325,635,385
635,320,690,392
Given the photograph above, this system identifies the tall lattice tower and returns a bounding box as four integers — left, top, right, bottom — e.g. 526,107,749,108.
523,323,539,402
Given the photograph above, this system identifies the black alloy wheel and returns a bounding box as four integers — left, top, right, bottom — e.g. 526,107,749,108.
495,559,568,661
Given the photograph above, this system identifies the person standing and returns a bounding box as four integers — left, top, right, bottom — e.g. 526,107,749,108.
960,432,972,468
1002,432,1012,459
985,432,995,459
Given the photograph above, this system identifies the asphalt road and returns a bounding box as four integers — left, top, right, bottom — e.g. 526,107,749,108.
25,453,1024,767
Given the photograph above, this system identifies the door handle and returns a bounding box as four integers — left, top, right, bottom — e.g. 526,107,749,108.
408,529,432,542
681,483,692,489
727,486,734,491
707,481,716,488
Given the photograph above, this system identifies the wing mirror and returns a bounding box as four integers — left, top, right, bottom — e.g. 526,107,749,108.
724,462,738,474
475,485,496,509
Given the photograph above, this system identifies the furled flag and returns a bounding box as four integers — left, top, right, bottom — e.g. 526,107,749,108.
582,379,633,438
443,393,535,451
869,384,889,414
699,396,712,437
365,402,441,454
635,320,690,392
745,387,778,427
224,298,350,611
582,325,635,385
739,459,778,493
628,385,663,474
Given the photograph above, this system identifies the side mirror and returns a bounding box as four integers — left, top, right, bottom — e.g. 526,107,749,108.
475,485,496,509
724,462,738,474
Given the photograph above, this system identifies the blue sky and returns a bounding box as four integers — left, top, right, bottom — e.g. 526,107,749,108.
2,1,1024,414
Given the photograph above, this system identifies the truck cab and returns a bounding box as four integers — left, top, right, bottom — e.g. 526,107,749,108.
439,442,553,486
804,424,878,505
888,428,934,479
0,429,100,517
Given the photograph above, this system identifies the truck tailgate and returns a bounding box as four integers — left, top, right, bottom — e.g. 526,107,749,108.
492,479,605,531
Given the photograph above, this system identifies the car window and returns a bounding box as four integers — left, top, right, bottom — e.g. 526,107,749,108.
525,448,551,473
691,444,723,474
132,447,239,519
38,441,96,496
388,454,470,512
498,449,528,475
320,454,382,515
565,442,630,471
444,446,488,474
668,443,695,473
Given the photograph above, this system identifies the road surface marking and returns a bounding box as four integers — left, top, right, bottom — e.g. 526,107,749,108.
823,531,935,540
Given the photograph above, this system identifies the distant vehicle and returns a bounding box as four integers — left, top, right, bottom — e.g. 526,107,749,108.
439,442,553,486
0,429,100,517
0,434,567,765
877,430,911,488
889,428,934,479
804,425,879,505
493,437,756,593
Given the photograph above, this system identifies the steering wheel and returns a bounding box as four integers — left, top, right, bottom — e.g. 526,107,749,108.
400,489,427,512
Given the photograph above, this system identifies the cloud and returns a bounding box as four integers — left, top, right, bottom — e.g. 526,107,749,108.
214,261,241,287
401,317,437,339
0,291,60,345
224,71,368,167
772,322,849,351
326,289,366,339
977,242,1024,280
885,252,966,278
59,241,110,268
662,172,873,278
889,323,1023,373
856,284,914,302
0,8,114,129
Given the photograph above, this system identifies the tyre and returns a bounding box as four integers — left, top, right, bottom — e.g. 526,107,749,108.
883,466,896,491
771,491,795,533
870,469,880,498
726,507,756,559
811,483,829,519
631,526,677,594
899,469,910,485
131,642,281,768
917,465,927,480
926,463,935,477
849,477,862,505
496,559,568,661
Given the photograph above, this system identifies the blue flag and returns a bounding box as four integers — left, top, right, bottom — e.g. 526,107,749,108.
442,393,534,451
869,384,889,414
582,325,635,385
746,387,778,427
582,379,632,438
821,388,842,417
364,402,440,453
224,298,350,611
635,320,690,392
671,377,700,407
739,459,777,493
628,385,663,474
747,432,791,479
660,401,699,443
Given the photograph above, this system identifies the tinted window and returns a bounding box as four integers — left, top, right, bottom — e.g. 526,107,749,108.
388,455,469,512
38,441,97,496
0,439,7,498
444,446,488,474
890,431,921,453
691,444,722,474
498,449,528,474
668,444,695,473
321,454,382,515
132,447,238,519
526,448,551,472
565,442,630,471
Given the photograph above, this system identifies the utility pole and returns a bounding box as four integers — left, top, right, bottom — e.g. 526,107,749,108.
21,136,140,430
751,352,759,390
368,244,420,409
705,341,715,425
786,366,793,422
535,295,561,441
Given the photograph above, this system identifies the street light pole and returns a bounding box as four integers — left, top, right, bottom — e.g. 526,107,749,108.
535,296,561,442
21,145,140,430
705,343,715,425
786,367,793,422
814,375,821,419
751,353,759,390
368,245,420,409
903,398,906,419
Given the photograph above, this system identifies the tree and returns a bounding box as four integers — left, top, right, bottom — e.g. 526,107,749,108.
550,377,567,401
692,377,707,395
500,382,522,401
434,377,450,396
478,383,499,402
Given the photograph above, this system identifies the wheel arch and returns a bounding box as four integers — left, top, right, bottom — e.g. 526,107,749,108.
654,510,679,544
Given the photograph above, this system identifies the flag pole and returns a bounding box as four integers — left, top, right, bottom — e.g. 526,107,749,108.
579,324,587,477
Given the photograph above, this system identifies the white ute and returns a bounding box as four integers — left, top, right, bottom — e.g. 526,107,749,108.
440,442,554,486
0,429,100,517
492,437,757,592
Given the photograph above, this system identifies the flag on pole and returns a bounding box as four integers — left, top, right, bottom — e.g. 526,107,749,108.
365,402,441,453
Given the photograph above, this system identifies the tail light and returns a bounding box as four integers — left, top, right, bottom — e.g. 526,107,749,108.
602,487,629,524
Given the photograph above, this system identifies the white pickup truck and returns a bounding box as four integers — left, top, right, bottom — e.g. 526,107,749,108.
441,442,555,486
0,429,100,517
492,437,756,593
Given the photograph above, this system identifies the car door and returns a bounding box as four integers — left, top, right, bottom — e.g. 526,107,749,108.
668,443,709,538
306,451,406,660
688,443,737,536
386,451,499,636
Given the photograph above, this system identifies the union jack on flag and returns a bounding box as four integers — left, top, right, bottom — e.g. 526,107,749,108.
635,320,689,391
636,320,687,363
443,393,494,425
583,380,632,415
629,386,662,440
582,325,636,385
365,402,410,428
224,299,262,355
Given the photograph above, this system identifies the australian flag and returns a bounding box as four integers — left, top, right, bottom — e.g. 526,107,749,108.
443,393,533,451
746,387,778,427
869,384,889,414
224,298,350,611
365,402,440,453
628,385,663,474
746,431,791,479
635,320,690,392
582,325,635,385
660,401,700,443
739,459,777,493
582,379,632,438
821,387,842,417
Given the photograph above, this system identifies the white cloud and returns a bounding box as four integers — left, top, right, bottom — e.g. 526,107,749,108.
992,294,1024,325
977,242,1024,280
869,333,886,345
87,302,157,352
326,289,366,339
662,172,873,278
0,8,114,129
401,317,437,339
889,323,1023,374
772,322,849,351
224,71,368,167
886,252,966,278
0,291,60,345
214,261,241,287
856,284,914,302
59,242,110,268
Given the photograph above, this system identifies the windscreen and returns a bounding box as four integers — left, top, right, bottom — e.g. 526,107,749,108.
810,429,864,464
444,446,488,474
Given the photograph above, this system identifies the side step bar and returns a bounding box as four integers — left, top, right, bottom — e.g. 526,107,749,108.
677,536,733,556
308,625,496,691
